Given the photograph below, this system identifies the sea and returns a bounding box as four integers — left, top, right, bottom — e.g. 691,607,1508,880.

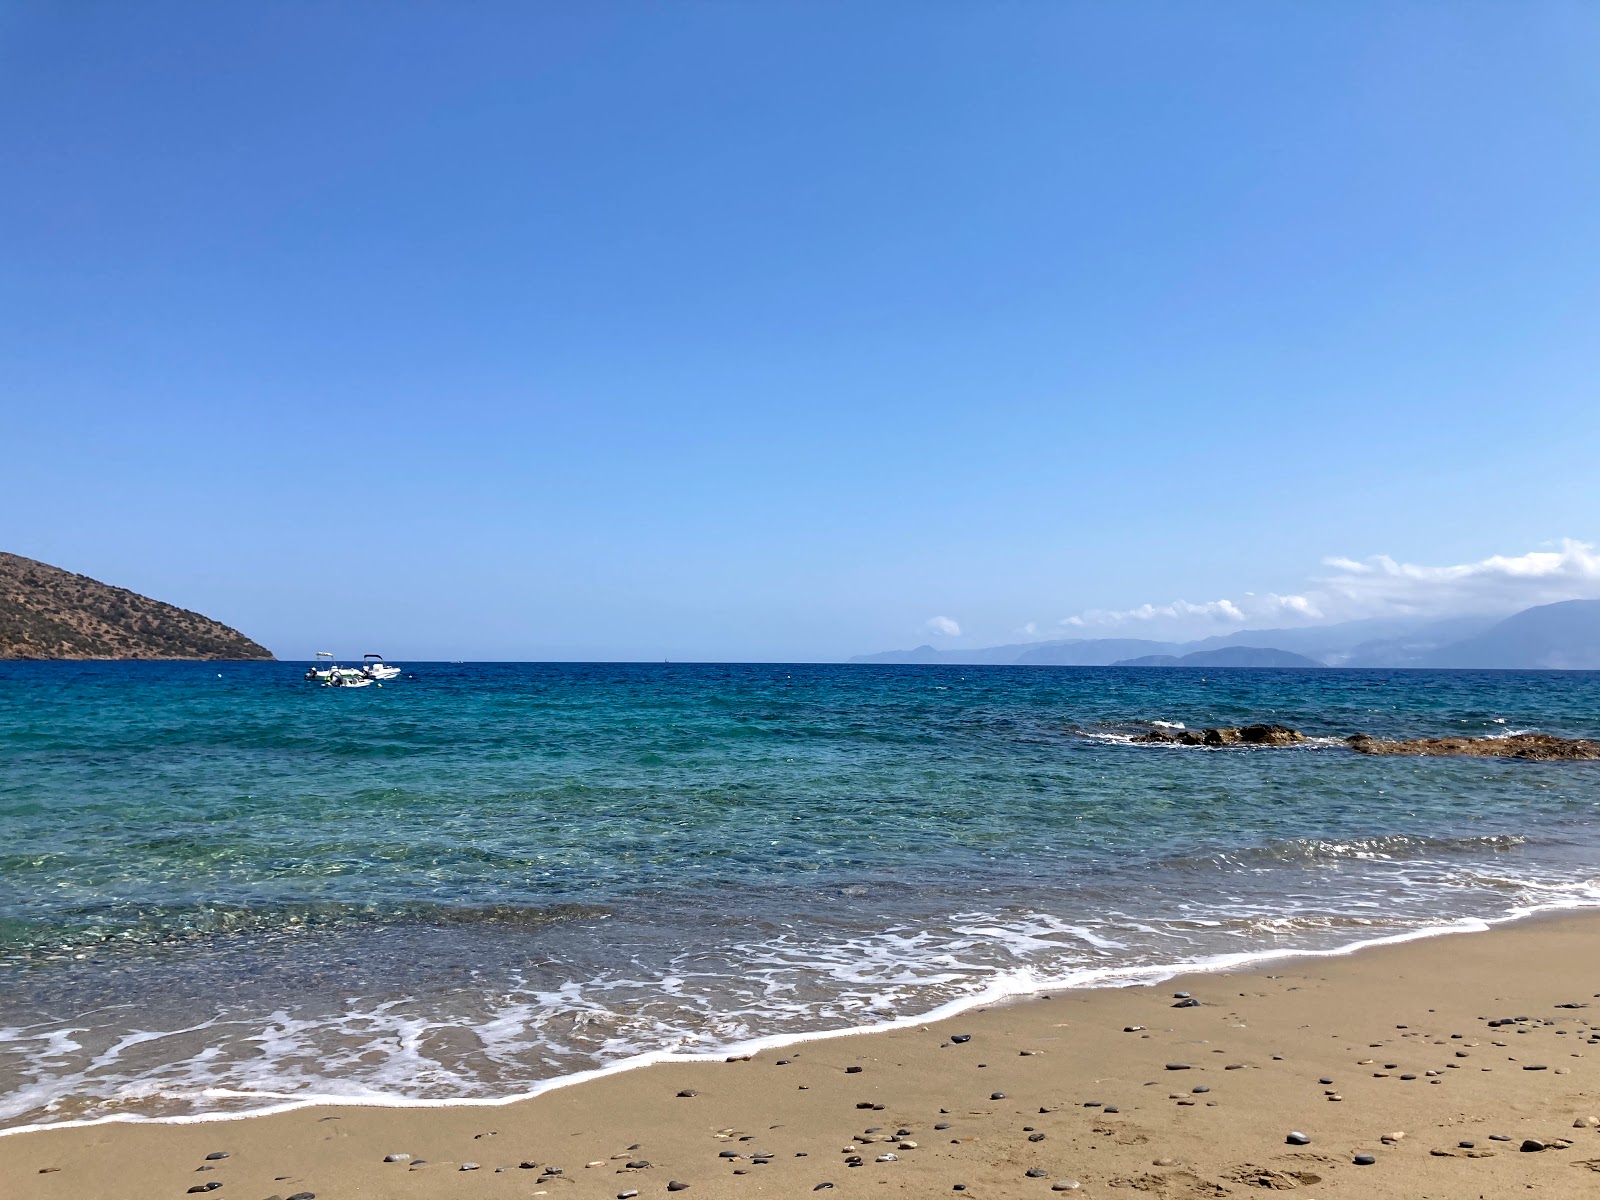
2,660,1598,1134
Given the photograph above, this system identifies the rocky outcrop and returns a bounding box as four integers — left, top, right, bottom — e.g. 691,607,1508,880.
1346,733,1600,761
1134,724,1307,747
0,552,273,660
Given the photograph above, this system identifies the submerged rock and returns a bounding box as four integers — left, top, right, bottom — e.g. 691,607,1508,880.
1346,733,1600,760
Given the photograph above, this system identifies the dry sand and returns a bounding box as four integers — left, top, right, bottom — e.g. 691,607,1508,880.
5,911,1599,1199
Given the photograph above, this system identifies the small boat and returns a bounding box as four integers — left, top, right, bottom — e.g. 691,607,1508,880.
325,672,372,688
361,654,401,681
304,651,365,683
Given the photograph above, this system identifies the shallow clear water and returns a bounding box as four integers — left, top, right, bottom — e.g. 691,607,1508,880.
2,661,1598,1130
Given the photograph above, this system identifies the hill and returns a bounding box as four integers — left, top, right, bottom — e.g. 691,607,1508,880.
0,553,274,660
1420,599,1600,670
1113,646,1324,668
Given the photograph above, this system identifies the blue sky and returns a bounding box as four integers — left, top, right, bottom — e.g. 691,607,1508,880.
3,2,1598,660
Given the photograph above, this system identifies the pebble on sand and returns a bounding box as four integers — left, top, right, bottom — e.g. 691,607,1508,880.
1285,1132,1311,1145
951,1034,972,1043
676,1089,698,1097
461,1162,480,1171
667,1182,691,1192
204,1152,229,1161
1353,1154,1376,1166
383,1154,410,1163
991,1092,1007,1100
1052,1182,1081,1192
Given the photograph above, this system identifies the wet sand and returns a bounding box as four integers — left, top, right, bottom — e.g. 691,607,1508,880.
5,911,1599,1199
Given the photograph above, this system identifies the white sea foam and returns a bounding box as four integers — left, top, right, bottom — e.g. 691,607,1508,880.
3,879,1596,1139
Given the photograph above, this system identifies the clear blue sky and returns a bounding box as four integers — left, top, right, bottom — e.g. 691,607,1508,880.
3,2,1597,660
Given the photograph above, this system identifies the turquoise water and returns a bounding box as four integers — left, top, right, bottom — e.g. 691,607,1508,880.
2,661,1598,1129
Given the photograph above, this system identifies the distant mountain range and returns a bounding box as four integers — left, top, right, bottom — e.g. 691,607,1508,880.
0,553,273,660
850,600,1600,670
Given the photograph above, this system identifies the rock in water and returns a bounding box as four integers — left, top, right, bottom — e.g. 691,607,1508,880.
1347,732,1600,760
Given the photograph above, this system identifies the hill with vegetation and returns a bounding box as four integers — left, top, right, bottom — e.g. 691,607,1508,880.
0,553,273,660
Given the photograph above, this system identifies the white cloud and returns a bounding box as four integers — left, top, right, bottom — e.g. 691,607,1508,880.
925,615,961,637
1052,539,1600,635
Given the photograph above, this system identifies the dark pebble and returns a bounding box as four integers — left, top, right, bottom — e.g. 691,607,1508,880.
677,1090,698,1098
775,1059,790,1066
856,1102,875,1109
991,1092,1006,1100
719,1151,741,1159
814,1186,834,1192
187,1187,222,1195
1400,1074,1417,1081
1191,1086,1209,1094
1489,1135,1512,1142
519,1161,539,1169
935,1123,952,1130
1026,1168,1049,1178
1173,992,1191,999
1123,1025,1144,1032
1029,1134,1046,1142
1104,1107,1120,1114
287,1194,314,1200
1318,1077,1333,1085
846,1066,862,1074
668,1183,691,1192
1458,1141,1475,1149
1286,1132,1311,1146
951,1034,972,1043
1353,1154,1375,1166
953,1187,967,1193
204,1153,230,1161
1523,1064,1548,1071
1521,1139,1546,1153
1165,1063,1191,1071
626,1160,651,1169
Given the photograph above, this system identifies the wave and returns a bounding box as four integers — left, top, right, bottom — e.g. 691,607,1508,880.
1159,832,1541,870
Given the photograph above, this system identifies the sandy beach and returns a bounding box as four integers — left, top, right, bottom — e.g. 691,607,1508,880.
5,911,1598,1200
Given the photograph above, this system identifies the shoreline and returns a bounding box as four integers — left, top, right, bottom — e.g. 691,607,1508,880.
5,900,1596,1140
7,908,1600,1198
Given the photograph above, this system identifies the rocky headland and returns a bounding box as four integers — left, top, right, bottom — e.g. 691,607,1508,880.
0,552,273,660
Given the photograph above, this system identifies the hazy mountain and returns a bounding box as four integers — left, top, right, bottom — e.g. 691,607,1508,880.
1114,646,1324,668
848,605,1598,670
1420,599,1600,670
0,552,273,660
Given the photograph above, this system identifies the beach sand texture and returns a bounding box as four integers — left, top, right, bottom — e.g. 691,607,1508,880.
5,912,1598,1199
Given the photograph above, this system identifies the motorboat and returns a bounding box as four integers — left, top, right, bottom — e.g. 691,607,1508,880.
324,671,372,688
304,651,365,683
361,654,401,681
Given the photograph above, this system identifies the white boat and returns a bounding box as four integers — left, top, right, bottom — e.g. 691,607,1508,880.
324,672,372,688
361,654,401,681
304,651,365,683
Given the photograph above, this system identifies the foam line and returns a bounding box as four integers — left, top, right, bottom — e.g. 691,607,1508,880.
5,894,1595,1140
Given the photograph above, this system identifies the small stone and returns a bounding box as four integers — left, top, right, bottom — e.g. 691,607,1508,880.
1191,1086,1209,1094
1381,1132,1405,1144
935,1123,952,1130
1026,1168,1049,1178
1286,1132,1311,1146
1124,1025,1144,1032
719,1151,740,1159
677,1089,698,1097
1523,1064,1548,1071
1173,991,1191,999
1052,1182,1081,1192
1165,1063,1192,1071
898,1141,918,1149
626,1160,651,1169
951,1034,972,1043
875,1154,898,1163
1575,1116,1600,1129
1458,1140,1475,1148
187,1188,222,1195
1152,1158,1178,1167
667,1183,691,1192
286,1194,315,1200
460,1162,480,1171
814,1186,834,1192
991,1092,1006,1100
1318,1077,1332,1084
1173,998,1201,1008
1104,1106,1120,1114
1520,1139,1546,1153
1353,1154,1375,1166
846,1066,863,1073
1028,1133,1046,1142
519,1161,539,1169
384,1154,411,1163
619,1192,639,1199
204,1153,230,1161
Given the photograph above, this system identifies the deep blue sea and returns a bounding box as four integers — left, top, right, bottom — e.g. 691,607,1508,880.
3,661,1599,1131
